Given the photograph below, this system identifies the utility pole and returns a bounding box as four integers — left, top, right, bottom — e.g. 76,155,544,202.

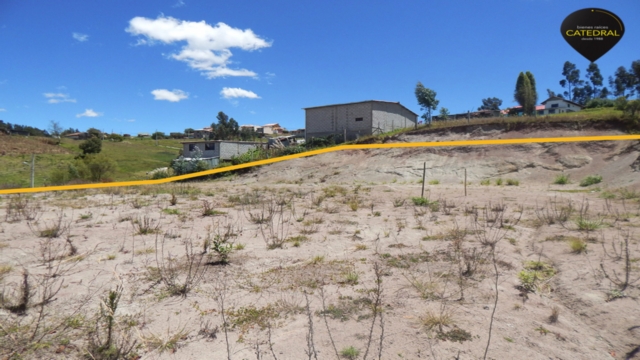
23,154,34,187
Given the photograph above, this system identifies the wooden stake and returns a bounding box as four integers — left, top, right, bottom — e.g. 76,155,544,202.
421,162,426,198
464,168,467,197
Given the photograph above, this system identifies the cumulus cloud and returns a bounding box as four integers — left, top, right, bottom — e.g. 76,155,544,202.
126,16,271,78
44,93,77,104
72,32,89,42
220,87,260,99
76,109,102,118
151,89,189,102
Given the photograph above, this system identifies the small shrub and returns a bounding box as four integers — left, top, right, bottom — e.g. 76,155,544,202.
569,238,587,253
428,179,440,185
506,179,519,186
392,198,405,207
480,179,491,186
518,261,556,292
575,218,601,231
340,346,360,360
579,175,602,187
495,178,503,186
553,174,569,185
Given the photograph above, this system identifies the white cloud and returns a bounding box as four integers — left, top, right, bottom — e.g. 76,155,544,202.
43,93,77,104
151,89,189,102
72,32,89,42
0,108,6,112
220,87,260,99
172,0,185,7
127,119,136,122
76,109,102,118
126,16,271,78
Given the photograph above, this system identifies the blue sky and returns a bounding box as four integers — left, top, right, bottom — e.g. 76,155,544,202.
0,0,638,135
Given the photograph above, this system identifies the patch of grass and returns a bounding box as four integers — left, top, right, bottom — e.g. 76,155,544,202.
506,179,519,186
553,174,570,185
504,337,514,343
428,179,440,185
235,243,245,250
569,238,588,253
135,247,155,255
106,254,116,260
518,261,556,292
310,255,325,265
480,179,491,186
340,346,360,359
421,310,454,331
162,208,180,215
355,244,367,251
495,178,503,186
579,174,602,187
575,218,602,231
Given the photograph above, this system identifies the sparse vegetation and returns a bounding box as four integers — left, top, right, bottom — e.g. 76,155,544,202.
580,174,602,187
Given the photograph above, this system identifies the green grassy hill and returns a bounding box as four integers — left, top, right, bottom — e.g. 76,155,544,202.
0,137,183,188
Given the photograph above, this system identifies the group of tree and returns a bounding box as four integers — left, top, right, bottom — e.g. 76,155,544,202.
550,60,640,105
514,71,538,115
0,120,50,137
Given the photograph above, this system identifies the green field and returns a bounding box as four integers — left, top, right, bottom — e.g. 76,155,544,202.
0,137,183,188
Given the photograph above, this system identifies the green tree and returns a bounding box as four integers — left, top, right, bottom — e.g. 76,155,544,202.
515,72,535,115
211,112,240,140
624,99,640,117
478,97,502,111
525,71,538,106
151,131,166,140
86,128,102,139
559,61,583,102
438,107,450,121
608,66,635,98
82,154,117,182
415,82,439,123
586,62,606,99
79,137,102,155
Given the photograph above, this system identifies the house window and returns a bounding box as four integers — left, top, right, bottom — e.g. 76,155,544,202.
355,117,363,122
188,144,196,152
549,109,555,114
205,143,215,151
551,104,558,108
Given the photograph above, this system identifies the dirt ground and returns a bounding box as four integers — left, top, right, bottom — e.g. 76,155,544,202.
1,127,640,360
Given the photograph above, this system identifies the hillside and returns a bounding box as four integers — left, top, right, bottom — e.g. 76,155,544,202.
0,136,183,188
1,117,639,359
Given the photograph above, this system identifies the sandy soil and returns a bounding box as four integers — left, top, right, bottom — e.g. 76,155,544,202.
1,127,639,360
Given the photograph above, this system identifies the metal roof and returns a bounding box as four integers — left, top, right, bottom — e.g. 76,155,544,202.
303,100,419,117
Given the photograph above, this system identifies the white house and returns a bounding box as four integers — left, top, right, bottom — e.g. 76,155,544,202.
539,96,584,115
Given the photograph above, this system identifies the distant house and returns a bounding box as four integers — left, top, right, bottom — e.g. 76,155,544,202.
304,100,418,141
261,123,284,135
501,97,583,116
64,132,88,140
192,127,213,139
540,97,584,114
123,134,131,138
432,109,502,121
290,128,305,137
137,133,151,138
240,125,260,132
180,140,262,167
